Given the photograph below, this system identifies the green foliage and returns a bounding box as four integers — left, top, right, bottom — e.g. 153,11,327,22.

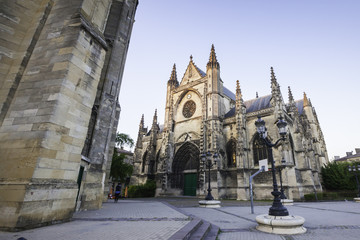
110,152,133,182
321,161,358,191
304,191,357,201
115,133,134,149
110,132,135,183
304,192,336,201
127,180,156,198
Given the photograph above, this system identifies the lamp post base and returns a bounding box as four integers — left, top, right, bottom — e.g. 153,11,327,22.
281,199,294,206
199,200,221,208
256,214,306,235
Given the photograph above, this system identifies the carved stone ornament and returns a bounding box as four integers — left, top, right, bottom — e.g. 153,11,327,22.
183,100,196,118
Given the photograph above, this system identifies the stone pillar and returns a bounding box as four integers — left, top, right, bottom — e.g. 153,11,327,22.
0,0,138,230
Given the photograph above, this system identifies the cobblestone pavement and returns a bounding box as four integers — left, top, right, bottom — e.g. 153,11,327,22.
0,200,190,240
180,200,360,240
1,198,359,240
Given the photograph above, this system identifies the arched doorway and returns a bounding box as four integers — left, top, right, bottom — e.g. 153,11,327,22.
171,142,200,196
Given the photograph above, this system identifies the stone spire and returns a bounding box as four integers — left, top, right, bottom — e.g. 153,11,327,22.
236,80,245,115
139,114,144,129
152,109,158,126
235,80,247,168
136,114,146,148
207,44,220,69
168,64,179,87
288,86,294,103
270,67,279,95
236,80,241,98
270,67,284,101
288,86,298,113
303,92,310,107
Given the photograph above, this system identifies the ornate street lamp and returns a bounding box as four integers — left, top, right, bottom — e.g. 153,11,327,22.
201,151,218,200
278,158,287,199
348,164,360,197
255,116,289,216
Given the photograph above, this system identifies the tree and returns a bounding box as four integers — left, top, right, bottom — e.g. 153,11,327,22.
110,153,133,182
110,133,134,182
115,133,134,149
321,161,357,191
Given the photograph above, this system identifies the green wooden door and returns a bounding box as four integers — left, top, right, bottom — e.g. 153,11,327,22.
184,173,197,196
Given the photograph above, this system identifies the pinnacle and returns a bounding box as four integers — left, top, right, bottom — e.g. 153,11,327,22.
303,92,310,107
271,67,277,81
288,86,294,102
207,44,219,69
236,80,241,96
168,63,178,85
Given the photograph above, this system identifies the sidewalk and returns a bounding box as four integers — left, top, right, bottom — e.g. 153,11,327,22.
0,198,360,240
181,201,360,240
0,200,191,240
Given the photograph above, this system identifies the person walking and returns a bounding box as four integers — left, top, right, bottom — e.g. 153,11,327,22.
114,183,121,202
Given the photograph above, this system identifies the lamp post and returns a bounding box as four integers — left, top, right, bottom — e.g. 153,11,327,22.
255,116,289,216
348,164,360,197
278,158,287,199
201,151,218,200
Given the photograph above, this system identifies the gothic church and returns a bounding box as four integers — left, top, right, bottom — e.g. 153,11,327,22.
131,45,329,200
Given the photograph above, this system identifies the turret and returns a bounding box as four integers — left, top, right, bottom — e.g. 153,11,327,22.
164,64,178,132
207,44,220,70
135,114,146,148
206,44,222,117
235,80,248,168
287,86,301,132
168,64,179,88
270,67,285,118
204,44,223,153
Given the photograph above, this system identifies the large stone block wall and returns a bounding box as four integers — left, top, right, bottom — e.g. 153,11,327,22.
78,0,138,210
0,0,138,231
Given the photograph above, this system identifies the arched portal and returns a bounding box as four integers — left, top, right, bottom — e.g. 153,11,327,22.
171,142,200,196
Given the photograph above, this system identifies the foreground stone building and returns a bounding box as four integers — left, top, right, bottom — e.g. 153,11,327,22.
132,45,329,201
0,0,138,231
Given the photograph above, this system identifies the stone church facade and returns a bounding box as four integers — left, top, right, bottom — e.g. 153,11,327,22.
132,45,329,201
0,0,137,231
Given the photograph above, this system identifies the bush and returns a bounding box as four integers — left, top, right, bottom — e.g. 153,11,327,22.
303,191,358,201
304,193,322,201
127,180,156,198
321,161,358,191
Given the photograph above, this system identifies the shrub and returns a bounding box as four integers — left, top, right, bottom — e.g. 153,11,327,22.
127,180,156,198
321,161,358,191
304,193,322,201
303,191,356,201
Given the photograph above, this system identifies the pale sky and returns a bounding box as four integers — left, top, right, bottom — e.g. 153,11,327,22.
118,0,360,160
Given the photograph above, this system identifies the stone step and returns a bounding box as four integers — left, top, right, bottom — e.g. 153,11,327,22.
169,218,202,240
188,220,211,240
203,223,219,240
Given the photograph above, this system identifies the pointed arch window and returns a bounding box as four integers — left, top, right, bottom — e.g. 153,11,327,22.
253,133,268,166
289,134,296,164
142,151,147,173
226,139,236,168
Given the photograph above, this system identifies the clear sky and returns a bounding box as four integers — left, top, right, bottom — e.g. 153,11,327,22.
118,0,360,160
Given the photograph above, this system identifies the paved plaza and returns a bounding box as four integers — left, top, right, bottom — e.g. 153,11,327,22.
0,198,359,240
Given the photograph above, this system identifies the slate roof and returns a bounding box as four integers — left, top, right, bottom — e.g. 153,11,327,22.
223,86,236,101
145,124,164,136
295,100,304,115
224,107,235,118
195,66,206,77
244,95,272,113
224,95,272,118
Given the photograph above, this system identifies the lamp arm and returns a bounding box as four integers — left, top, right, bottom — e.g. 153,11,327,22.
262,136,285,148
